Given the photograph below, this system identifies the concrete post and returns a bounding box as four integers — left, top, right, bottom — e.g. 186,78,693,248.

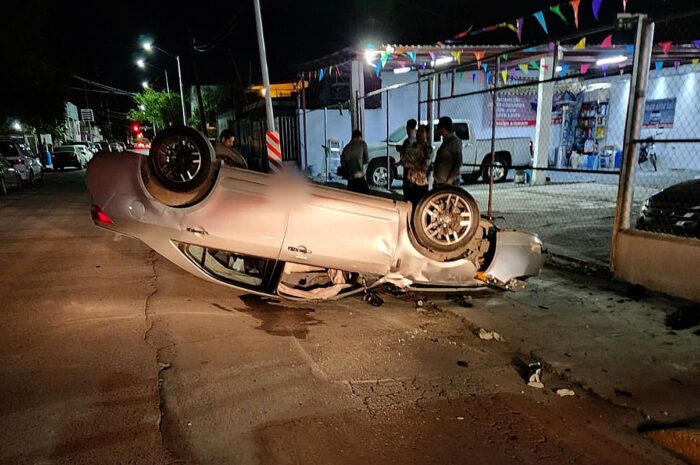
611,15,653,268
350,60,365,132
530,55,555,186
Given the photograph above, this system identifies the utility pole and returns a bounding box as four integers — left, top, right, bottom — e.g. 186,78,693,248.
253,0,275,132
188,29,207,135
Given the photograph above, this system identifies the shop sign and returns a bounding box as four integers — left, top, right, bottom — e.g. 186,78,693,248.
643,98,676,128
485,92,574,127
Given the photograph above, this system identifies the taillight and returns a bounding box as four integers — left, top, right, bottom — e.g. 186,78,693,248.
15,158,25,165
91,205,114,225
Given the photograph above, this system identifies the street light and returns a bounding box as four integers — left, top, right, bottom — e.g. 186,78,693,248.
141,40,186,125
11,120,22,131
135,57,170,92
142,81,150,89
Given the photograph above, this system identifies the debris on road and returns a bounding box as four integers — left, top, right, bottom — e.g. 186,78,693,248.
478,328,504,341
556,388,576,397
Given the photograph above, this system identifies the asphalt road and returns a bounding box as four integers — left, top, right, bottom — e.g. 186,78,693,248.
0,169,687,465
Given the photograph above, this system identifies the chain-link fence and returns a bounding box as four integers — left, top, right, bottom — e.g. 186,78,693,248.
630,11,700,242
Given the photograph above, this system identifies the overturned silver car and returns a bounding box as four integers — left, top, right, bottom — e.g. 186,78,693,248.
86,127,545,301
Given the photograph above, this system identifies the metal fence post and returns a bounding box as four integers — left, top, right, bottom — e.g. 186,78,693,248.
386,91,392,190
323,106,329,182
487,57,501,219
611,14,653,268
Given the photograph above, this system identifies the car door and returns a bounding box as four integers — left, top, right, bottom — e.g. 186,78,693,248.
178,168,289,263
278,184,401,275
454,123,477,172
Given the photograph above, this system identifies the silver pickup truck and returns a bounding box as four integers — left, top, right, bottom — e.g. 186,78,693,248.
366,119,532,187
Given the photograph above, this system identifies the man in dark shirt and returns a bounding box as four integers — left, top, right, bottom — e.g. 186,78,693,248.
433,116,462,185
215,129,248,169
340,130,370,194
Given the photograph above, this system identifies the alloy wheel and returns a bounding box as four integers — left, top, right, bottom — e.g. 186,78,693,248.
152,136,203,185
420,191,475,246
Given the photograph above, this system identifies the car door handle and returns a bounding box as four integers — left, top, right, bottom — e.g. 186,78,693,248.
288,245,311,254
186,227,208,236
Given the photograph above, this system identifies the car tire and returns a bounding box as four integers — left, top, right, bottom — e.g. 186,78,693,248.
366,158,395,188
411,185,480,261
0,178,6,196
142,126,217,207
480,154,509,183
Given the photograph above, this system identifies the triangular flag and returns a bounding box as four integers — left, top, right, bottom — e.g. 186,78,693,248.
694,40,700,49
481,63,488,72
581,63,590,74
472,73,476,84
516,17,524,42
655,61,663,71
623,0,629,11
626,44,635,55
380,51,390,67
549,42,556,51
529,60,540,70
501,53,509,61
601,64,609,72
501,69,508,85
659,42,672,54
519,63,529,73
533,11,548,34
485,72,492,83
319,68,325,80
451,50,462,64
506,23,518,34
592,0,602,21
473,51,485,68
550,5,568,24
510,67,518,78
428,52,436,62
574,37,586,49
374,61,381,77
559,64,570,75
406,51,417,63
674,60,681,70
600,34,613,49
691,59,699,68
570,0,581,28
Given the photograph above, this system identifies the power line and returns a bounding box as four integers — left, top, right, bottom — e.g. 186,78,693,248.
72,74,135,96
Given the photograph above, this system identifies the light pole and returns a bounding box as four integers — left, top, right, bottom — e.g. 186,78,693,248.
142,41,187,125
253,0,275,132
136,58,170,93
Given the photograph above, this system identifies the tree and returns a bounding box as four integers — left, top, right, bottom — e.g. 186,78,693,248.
127,89,183,128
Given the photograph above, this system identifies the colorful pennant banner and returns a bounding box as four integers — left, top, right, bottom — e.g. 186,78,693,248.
592,0,603,21
574,37,586,49
570,0,581,28
534,11,548,34
600,34,613,48
659,42,672,54
581,63,590,73
655,61,663,71
550,5,568,24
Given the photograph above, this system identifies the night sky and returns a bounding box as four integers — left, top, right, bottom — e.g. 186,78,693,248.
10,0,698,114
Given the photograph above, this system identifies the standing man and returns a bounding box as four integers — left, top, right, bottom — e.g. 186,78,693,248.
340,129,370,194
433,116,462,186
215,129,248,169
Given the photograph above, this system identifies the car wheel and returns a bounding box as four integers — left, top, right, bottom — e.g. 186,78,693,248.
411,185,480,261
481,154,509,183
142,125,216,207
461,172,481,184
367,159,395,188
0,178,6,196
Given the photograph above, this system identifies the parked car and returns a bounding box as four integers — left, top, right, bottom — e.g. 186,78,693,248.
0,155,23,195
0,139,44,185
63,143,93,162
637,179,700,239
52,145,90,170
109,142,124,152
96,142,112,152
86,126,545,302
66,141,98,155
365,119,532,187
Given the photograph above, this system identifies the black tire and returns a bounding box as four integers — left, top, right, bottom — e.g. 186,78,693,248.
411,185,480,261
366,158,395,188
0,178,6,196
481,154,509,183
142,126,216,207
461,172,481,184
